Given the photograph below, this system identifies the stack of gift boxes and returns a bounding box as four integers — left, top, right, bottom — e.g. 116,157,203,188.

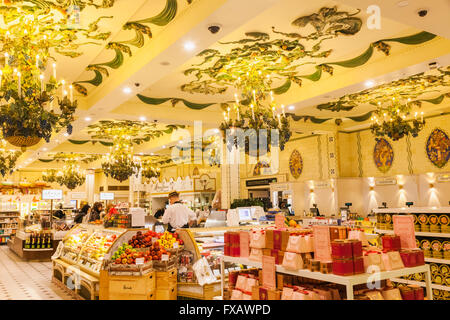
331,239,364,276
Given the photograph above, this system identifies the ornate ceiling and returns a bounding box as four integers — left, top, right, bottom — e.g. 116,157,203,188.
4,0,449,172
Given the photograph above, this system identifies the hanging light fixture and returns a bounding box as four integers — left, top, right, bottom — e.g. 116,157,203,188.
0,5,87,150
219,65,291,154
370,96,425,140
42,161,86,190
101,138,141,182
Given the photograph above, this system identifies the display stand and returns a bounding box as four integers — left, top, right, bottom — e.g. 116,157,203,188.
220,256,432,300
7,230,57,261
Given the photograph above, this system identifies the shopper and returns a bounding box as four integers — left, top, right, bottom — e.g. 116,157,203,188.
53,203,66,220
162,191,196,232
89,202,103,222
154,207,165,219
74,204,90,224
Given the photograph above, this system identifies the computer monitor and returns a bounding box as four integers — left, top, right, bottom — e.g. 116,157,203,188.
238,207,252,222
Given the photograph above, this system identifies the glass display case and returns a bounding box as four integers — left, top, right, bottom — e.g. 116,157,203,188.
58,225,124,276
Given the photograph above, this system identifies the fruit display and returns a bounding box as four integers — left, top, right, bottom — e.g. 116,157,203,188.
126,230,183,249
112,240,170,264
89,219,103,225
64,229,89,252
158,231,184,249
80,232,117,261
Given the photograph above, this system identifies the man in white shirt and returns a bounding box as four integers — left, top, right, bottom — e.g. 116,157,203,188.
162,191,197,232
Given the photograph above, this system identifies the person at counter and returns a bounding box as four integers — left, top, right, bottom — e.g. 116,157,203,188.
74,204,90,224
162,191,196,232
89,202,103,222
53,203,66,220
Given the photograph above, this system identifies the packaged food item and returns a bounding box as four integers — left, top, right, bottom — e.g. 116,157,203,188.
282,251,303,270
413,214,420,232
429,215,440,233
431,239,443,259
418,214,429,232
332,259,353,276
381,287,402,300
384,213,393,230
400,250,417,267
331,240,353,259
420,238,432,257
382,235,401,252
442,241,450,260
399,286,415,300
439,214,449,233
353,257,364,274
409,285,424,300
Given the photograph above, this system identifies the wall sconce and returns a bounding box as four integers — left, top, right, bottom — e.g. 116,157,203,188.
369,186,374,191
399,185,403,190
429,183,434,189
310,189,314,193
331,188,335,193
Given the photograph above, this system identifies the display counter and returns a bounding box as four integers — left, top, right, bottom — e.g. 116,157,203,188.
8,229,56,260
175,224,273,300
52,224,126,300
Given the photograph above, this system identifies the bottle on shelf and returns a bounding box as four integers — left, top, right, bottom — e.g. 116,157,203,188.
30,233,36,249
24,235,30,249
36,233,41,249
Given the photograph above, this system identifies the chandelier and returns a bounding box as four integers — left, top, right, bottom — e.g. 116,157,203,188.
42,161,86,190
370,97,425,141
219,67,291,155
0,139,21,176
0,6,78,150
102,140,141,182
141,159,161,180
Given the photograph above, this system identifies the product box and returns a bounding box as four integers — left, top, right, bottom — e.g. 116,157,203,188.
329,226,347,242
253,286,281,300
353,257,364,274
332,258,354,276
400,250,417,267
349,240,363,257
276,274,294,290
382,235,401,252
331,240,353,259
281,231,290,251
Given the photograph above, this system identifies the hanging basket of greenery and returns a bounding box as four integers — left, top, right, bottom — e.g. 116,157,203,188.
4,135,42,149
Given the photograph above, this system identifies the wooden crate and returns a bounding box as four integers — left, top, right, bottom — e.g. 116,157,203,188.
108,271,156,300
156,283,177,300
156,268,177,289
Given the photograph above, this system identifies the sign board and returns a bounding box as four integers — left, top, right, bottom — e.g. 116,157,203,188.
393,215,416,249
262,255,276,290
71,192,86,199
100,192,115,200
42,189,63,200
375,178,397,186
245,177,277,187
312,225,332,262
275,214,285,228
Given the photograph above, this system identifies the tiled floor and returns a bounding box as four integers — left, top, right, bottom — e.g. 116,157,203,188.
0,245,74,300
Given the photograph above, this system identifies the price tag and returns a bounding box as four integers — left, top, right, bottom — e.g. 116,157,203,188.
161,254,169,261
213,269,220,277
173,242,179,249
152,237,158,244
224,269,229,275
135,258,144,265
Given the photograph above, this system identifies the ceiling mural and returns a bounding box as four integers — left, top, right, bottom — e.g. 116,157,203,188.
73,0,194,95
285,65,450,125
136,5,436,111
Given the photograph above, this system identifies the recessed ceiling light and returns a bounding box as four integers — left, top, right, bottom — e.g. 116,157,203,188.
397,1,409,7
150,152,154,155
214,129,220,133
162,145,166,149
123,87,132,94
160,61,170,66
183,41,196,51
85,117,92,122
178,140,183,144
364,80,375,88
63,133,69,137
139,116,146,121
288,105,295,111
43,147,47,151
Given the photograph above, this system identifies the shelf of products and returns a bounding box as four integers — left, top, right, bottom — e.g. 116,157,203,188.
221,255,431,300
373,207,449,299
0,211,19,244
